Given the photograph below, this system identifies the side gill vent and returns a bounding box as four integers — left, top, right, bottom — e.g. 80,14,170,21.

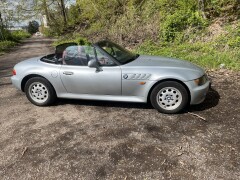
122,73,151,80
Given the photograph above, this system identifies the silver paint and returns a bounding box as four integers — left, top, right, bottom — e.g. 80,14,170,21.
11,53,210,105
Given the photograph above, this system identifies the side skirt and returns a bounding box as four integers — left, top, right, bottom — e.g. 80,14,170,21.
57,93,147,103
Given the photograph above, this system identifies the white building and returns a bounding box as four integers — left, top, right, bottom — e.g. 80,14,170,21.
42,15,48,28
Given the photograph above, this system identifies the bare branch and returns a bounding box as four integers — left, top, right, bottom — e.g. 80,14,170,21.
188,112,207,122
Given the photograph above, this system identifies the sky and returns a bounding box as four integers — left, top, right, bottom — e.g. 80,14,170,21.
1,0,76,27
66,0,76,8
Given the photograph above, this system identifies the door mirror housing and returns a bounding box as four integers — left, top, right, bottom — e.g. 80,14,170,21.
88,59,99,68
88,59,102,72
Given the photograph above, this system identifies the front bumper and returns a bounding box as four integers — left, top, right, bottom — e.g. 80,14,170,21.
185,79,211,105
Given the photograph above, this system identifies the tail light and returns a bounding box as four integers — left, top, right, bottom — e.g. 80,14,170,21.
12,69,16,75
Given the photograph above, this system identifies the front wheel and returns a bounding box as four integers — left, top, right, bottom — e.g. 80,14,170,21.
150,81,189,114
24,77,56,106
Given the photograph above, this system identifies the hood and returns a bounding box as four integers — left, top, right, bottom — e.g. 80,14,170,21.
125,55,203,72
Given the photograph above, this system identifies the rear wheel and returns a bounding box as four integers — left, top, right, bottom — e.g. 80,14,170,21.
150,81,189,114
24,77,56,106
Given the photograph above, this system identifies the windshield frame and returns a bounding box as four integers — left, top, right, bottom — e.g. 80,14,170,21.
94,40,138,65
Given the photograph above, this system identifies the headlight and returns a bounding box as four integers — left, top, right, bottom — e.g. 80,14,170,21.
194,74,208,86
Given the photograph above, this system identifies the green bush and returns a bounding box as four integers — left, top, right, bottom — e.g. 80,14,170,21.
11,30,31,41
0,29,30,42
42,27,61,37
53,34,90,46
0,30,30,53
0,28,14,41
160,10,208,42
0,41,16,52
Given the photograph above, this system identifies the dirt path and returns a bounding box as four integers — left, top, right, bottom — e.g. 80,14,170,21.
0,37,54,78
0,38,239,179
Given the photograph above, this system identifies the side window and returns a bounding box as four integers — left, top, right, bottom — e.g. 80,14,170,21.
62,45,95,66
95,49,115,66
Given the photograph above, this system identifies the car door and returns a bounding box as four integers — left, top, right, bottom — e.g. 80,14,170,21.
60,45,122,95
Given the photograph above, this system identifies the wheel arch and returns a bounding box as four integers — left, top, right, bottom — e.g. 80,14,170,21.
147,79,191,104
21,74,56,93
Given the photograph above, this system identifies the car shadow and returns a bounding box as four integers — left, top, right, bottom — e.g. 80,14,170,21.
55,87,220,112
56,98,153,110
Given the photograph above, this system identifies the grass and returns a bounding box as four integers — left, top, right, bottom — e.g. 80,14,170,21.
53,35,240,71
0,41,17,54
136,22,240,71
136,41,240,71
11,30,31,41
53,36,240,70
0,30,31,54
51,24,240,71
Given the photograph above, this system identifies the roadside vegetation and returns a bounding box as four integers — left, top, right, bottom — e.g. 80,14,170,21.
3,0,240,70
42,0,239,70
136,23,240,70
0,40,16,54
0,1,32,54
0,30,31,54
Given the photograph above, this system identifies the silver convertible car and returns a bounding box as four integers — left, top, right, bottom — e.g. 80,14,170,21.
11,40,210,114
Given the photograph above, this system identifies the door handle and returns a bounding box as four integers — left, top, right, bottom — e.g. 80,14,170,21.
63,71,74,75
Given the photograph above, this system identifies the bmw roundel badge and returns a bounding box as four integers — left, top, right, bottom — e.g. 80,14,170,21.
123,74,128,79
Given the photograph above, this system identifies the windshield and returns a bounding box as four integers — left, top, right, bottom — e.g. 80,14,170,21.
57,44,116,66
96,41,138,64
55,42,78,59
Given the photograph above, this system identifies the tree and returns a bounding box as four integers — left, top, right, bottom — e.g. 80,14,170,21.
60,0,67,25
17,0,69,34
0,10,5,40
42,0,50,22
28,20,39,34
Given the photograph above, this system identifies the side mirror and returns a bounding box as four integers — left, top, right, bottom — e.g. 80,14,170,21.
88,59,102,72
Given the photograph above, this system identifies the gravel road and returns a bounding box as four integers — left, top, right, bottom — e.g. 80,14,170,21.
0,37,239,180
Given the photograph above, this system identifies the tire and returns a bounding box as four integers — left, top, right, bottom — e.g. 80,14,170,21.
150,81,189,114
24,77,57,106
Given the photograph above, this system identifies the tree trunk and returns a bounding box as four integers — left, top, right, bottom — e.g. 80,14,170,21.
42,0,50,22
60,0,67,26
0,11,3,26
0,11,5,40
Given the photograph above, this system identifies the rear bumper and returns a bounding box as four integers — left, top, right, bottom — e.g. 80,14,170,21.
185,80,211,105
11,76,22,90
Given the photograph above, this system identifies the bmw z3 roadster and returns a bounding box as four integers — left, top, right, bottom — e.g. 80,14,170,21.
11,40,210,114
